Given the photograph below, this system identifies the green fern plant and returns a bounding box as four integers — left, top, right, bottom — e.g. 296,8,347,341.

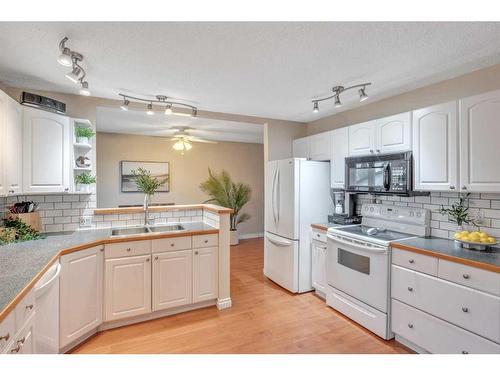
439,192,479,228
199,168,252,231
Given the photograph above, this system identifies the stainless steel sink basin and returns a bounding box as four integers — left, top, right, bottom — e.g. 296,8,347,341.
111,226,150,236
148,224,185,233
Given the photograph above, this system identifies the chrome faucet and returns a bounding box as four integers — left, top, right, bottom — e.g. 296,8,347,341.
143,194,151,226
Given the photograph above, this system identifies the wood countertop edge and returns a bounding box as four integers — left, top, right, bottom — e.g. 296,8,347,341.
0,228,219,323
391,242,500,273
311,224,328,232
94,204,233,215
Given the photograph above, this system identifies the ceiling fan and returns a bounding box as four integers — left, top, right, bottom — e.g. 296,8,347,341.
166,127,217,153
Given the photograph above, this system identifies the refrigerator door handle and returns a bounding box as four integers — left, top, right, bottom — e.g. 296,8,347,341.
266,233,292,247
277,169,280,224
271,167,278,225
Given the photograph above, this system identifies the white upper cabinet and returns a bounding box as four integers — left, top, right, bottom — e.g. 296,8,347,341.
4,96,23,195
375,112,412,154
292,137,309,158
330,127,349,189
348,120,376,156
460,89,500,192
308,133,331,161
413,102,459,192
59,246,103,349
0,91,6,196
23,106,70,193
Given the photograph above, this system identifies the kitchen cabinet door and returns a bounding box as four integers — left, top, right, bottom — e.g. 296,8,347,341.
460,89,500,192
104,254,152,322
23,106,71,193
4,95,23,195
193,247,218,303
348,121,376,156
413,102,459,192
292,137,309,158
0,91,6,196
330,127,349,188
309,133,331,161
59,246,103,349
311,241,327,295
7,315,35,354
153,250,193,311
375,112,412,154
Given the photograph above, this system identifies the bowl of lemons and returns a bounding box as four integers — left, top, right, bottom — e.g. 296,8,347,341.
453,230,498,250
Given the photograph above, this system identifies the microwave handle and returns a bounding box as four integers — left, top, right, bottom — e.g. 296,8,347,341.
383,163,391,191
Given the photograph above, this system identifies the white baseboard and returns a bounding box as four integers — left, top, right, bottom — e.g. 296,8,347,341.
217,297,232,310
239,232,264,239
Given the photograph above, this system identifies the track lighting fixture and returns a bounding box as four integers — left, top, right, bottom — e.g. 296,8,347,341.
118,94,198,118
120,99,130,111
57,37,92,96
146,103,154,115
311,82,371,113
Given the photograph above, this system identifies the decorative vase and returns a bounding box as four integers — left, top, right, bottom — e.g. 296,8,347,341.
77,183,91,193
230,229,239,246
77,136,90,144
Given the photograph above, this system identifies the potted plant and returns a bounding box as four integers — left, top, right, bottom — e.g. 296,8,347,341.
132,168,169,225
200,168,251,246
75,127,95,144
438,192,479,231
75,172,96,193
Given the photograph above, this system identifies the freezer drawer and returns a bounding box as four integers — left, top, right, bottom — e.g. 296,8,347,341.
263,232,299,293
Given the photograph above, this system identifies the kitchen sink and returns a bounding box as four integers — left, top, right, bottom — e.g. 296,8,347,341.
111,226,150,236
148,224,185,232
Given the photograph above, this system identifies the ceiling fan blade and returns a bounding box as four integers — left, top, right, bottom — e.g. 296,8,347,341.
189,138,218,144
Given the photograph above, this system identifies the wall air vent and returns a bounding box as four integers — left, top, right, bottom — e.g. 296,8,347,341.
21,92,66,114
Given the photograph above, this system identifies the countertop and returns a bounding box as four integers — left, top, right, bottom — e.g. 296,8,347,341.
311,223,343,232
0,222,217,321
391,236,500,273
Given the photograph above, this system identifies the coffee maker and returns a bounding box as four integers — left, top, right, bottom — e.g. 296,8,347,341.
328,191,361,225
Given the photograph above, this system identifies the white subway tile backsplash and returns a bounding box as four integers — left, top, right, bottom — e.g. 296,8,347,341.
45,210,62,217
54,216,71,224
45,195,63,203
63,195,80,202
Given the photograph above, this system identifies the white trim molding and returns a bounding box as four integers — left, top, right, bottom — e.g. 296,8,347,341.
239,232,264,240
216,297,232,310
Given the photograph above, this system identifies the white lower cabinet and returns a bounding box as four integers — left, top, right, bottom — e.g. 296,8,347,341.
59,246,103,349
311,231,327,296
153,250,193,311
193,246,218,303
7,315,35,354
104,254,152,322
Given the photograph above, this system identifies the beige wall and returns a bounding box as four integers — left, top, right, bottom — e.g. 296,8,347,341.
96,132,264,236
307,63,500,134
264,120,307,161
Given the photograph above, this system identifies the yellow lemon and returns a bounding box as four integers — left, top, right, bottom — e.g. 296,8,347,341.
480,238,489,244
454,232,462,239
471,231,481,237
461,235,470,242
487,237,496,244
461,231,470,235
469,234,480,242
480,232,489,238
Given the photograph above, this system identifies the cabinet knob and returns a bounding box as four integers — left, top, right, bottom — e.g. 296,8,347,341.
126,248,131,252
462,307,469,313
25,304,33,311
449,186,455,190
100,248,104,252
195,251,199,255
154,256,158,260
370,149,374,154
407,286,413,292
204,240,208,243
376,149,380,153
0,333,10,341
408,259,415,264
462,274,470,279
64,188,69,192
170,243,175,247
462,350,469,354
462,186,467,190
408,323,414,329
10,344,21,353
9,190,14,194
146,257,150,262
17,337,26,345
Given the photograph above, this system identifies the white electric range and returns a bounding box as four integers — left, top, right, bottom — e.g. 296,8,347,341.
326,203,430,339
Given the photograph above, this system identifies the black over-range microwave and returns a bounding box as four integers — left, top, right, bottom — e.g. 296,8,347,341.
344,151,427,196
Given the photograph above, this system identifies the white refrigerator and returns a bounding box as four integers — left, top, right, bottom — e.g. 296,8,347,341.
264,158,332,293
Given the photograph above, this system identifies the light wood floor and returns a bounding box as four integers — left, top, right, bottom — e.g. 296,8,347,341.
71,238,412,354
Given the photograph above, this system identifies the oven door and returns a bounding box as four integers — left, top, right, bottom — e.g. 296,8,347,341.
326,233,389,312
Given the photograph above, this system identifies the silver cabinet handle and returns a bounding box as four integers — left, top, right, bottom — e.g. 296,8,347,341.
462,307,469,313
408,323,414,328
154,256,158,260
0,333,10,341
194,251,199,255
25,304,33,311
376,149,380,153
64,187,69,192
407,286,413,292
408,259,415,264
369,149,374,154
462,351,468,354
17,337,25,345
462,274,470,279
450,186,455,190
462,186,467,190
10,344,21,353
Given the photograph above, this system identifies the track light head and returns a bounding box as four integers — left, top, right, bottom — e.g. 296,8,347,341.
65,66,81,83
359,87,369,102
165,104,173,115
58,48,73,67
120,99,130,111
312,102,319,113
79,81,90,96
147,103,154,115
192,108,197,117
334,95,342,108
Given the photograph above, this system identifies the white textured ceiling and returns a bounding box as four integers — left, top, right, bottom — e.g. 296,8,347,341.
96,106,263,143
1,22,500,122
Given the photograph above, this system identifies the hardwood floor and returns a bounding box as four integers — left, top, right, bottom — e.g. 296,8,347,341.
71,238,412,354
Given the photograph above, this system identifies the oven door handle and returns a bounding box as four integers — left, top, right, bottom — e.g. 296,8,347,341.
327,234,387,254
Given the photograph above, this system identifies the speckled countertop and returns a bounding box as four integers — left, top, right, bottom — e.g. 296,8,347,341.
0,222,216,318
391,236,500,273
311,223,343,231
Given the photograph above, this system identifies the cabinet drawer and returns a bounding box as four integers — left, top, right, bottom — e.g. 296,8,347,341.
438,259,500,297
105,240,151,259
392,248,438,276
14,289,35,332
392,299,500,354
391,265,500,343
312,229,327,243
193,234,218,248
0,312,15,353
152,236,192,253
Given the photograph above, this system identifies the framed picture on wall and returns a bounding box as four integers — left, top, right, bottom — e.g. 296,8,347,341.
120,161,170,193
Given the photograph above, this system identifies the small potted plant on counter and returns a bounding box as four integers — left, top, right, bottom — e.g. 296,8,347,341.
75,172,96,193
200,168,251,246
75,127,95,145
